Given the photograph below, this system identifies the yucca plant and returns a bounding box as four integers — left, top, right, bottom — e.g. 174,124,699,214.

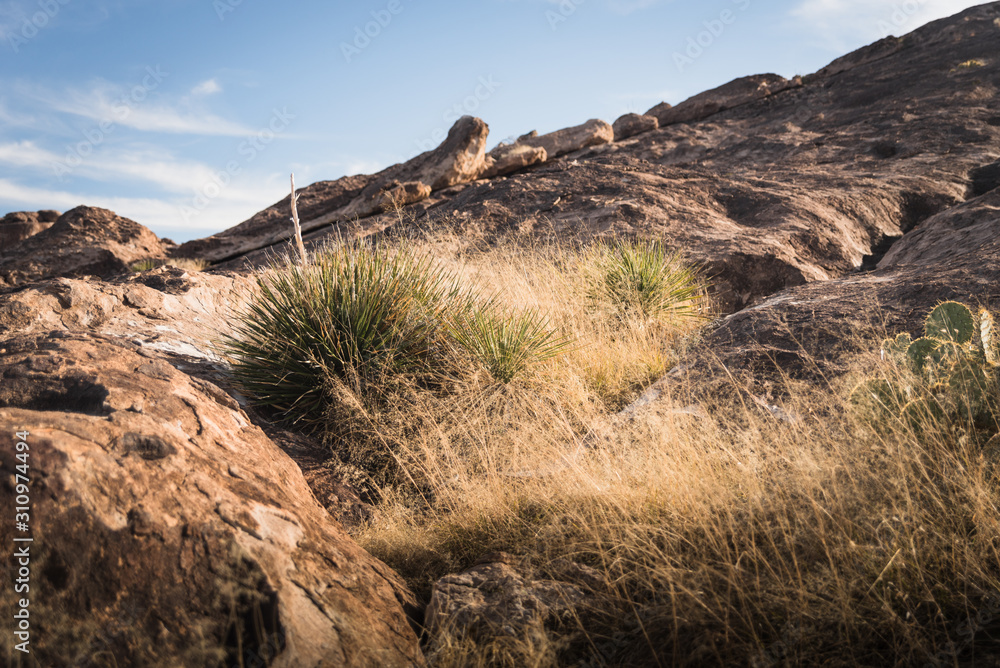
589,240,705,322
219,241,472,431
450,305,571,384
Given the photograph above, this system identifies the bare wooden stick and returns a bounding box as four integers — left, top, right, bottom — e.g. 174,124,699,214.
290,173,307,264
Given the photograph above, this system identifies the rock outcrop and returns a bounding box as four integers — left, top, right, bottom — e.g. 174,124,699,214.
514,118,614,160
644,73,799,126
0,210,59,250
187,4,1000,310
612,112,658,141
481,143,548,179
425,554,591,660
176,116,490,264
0,267,425,666
0,207,164,288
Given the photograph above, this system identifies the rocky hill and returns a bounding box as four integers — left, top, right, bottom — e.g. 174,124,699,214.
1,3,999,666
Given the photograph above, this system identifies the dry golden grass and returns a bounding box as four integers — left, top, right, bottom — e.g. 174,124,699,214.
341,233,1000,667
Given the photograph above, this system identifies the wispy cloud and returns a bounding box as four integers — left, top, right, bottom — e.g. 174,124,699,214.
191,78,222,96
18,78,254,136
0,141,263,199
789,0,985,50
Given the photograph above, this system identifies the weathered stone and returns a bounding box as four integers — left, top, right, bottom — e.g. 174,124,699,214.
0,210,60,251
375,181,434,213
0,272,426,665
645,74,799,126
516,118,614,160
612,112,659,141
425,558,586,656
481,143,548,178
176,116,490,264
0,207,164,288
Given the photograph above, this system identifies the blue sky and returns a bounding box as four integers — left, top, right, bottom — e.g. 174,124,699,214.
0,0,985,242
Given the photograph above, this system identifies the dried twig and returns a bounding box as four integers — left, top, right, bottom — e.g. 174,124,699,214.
290,173,307,264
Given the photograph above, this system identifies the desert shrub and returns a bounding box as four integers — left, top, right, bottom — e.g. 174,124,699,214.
220,242,470,431
588,240,705,322
221,241,572,485
450,305,571,384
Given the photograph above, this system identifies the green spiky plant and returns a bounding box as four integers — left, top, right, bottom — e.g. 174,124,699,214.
220,242,473,432
589,240,706,322
221,240,571,436
449,305,571,384
850,301,1000,444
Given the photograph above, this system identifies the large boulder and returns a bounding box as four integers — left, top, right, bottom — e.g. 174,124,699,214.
515,118,614,161
0,281,425,666
645,74,799,126
878,187,1000,270
0,210,60,251
700,223,1000,391
177,117,490,264
481,143,548,179
612,112,658,141
0,207,164,288
425,554,591,661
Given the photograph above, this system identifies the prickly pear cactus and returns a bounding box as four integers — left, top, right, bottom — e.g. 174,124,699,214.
924,301,975,344
853,302,999,443
849,378,905,427
901,396,946,432
881,333,912,364
982,309,999,366
907,337,941,373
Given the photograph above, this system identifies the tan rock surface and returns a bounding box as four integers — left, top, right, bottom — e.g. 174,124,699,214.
177,116,490,264
612,112,658,141
0,269,425,666
0,207,164,288
515,118,614,160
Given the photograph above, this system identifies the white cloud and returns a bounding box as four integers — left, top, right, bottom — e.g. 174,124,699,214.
790,0,986,50
0,141,264,201
18,79,254,137
192,79,222,96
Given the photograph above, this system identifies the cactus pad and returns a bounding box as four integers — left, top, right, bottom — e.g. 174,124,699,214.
901,397,946,432
946,357,989,415
881,333,912,363
907,337,941,373
924,301,975,344
849,378,905,424
981,309,999,366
